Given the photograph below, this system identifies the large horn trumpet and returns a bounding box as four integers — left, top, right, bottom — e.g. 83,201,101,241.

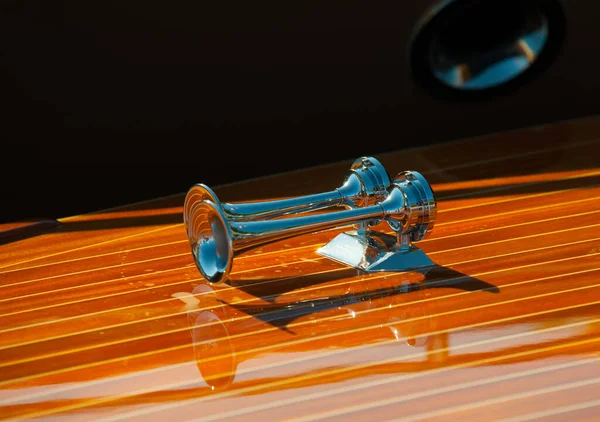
183,156,390,223
185,171,437,284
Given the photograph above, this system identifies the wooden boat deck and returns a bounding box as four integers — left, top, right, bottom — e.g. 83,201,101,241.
1,116,600,421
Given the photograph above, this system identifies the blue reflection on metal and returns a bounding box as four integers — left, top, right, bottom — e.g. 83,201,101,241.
433,27,549,90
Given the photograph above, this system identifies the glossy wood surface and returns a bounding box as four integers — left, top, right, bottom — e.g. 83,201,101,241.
1,116,600,421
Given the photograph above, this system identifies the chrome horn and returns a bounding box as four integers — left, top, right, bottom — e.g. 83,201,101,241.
183,156,390,223
185,171,437,284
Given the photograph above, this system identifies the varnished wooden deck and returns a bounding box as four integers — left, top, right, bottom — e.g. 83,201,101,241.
1,116,600,421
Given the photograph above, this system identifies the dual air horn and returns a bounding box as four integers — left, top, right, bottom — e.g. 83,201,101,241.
183,157,437,284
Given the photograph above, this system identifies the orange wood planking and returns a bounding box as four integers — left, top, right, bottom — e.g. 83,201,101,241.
0,115,599,421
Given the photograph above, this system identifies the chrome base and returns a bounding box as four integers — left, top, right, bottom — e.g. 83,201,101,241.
316,230,435,272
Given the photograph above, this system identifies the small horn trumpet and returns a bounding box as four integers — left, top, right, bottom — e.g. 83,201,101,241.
185,171,437,284
183,156,390,224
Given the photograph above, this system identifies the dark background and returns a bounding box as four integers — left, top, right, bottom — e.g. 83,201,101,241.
2,0,599,223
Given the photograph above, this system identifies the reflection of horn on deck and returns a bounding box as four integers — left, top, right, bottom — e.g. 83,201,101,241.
185,278,597,394
186,266,501,390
